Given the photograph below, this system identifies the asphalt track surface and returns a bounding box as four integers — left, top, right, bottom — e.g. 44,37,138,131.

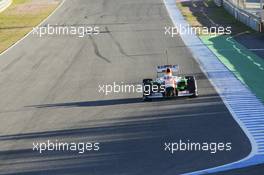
214,164,264,175
0,0,252,174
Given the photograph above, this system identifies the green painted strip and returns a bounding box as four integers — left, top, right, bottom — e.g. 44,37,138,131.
200,35,264,102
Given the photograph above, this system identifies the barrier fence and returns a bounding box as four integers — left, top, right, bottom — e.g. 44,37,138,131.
214,0,264,31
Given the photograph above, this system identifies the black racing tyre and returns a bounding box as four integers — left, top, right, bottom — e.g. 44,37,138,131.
165,87,175,97
143,79,153,100
186,76,198,97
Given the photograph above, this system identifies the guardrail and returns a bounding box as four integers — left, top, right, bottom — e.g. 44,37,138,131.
0,0,12,13
215,0,263,31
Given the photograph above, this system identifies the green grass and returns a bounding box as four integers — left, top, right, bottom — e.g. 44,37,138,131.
0,0,60,53
176,0,254,35
14,0,30,4
200,35,264,102
177,0,264,102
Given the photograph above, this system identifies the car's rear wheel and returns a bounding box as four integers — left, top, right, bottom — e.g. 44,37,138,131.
143,79,153,101
165,87,175,97
186,76,198,97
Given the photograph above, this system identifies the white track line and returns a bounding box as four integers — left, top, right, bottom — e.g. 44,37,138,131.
0,0,66,57
163,0,264,174
0,0,12,13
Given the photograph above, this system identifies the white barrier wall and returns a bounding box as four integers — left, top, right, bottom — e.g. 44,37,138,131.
224,0,261,31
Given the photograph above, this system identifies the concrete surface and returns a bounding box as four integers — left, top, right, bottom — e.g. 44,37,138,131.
0,0,251,174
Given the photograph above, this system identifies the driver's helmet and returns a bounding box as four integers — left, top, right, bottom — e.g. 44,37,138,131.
165,68,173,76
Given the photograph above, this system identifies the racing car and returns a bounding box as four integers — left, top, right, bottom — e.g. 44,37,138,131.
142,65,198,101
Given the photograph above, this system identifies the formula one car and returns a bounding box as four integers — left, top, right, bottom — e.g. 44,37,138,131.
142,65,198,101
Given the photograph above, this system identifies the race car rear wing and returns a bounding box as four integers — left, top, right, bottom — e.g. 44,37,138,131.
156,65,179,73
